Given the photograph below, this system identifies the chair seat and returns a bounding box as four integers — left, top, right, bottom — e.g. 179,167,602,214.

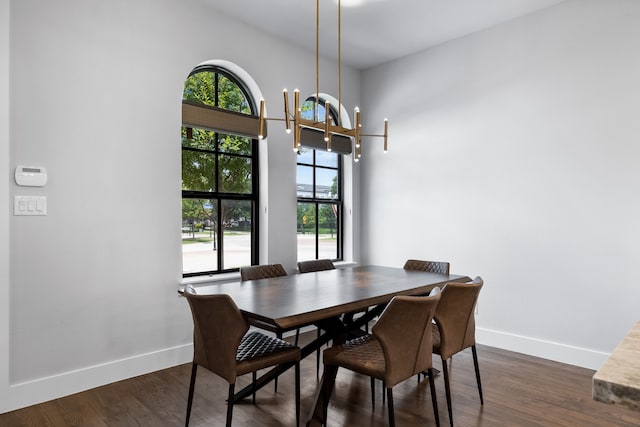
237,332,301,376
323,335,386,380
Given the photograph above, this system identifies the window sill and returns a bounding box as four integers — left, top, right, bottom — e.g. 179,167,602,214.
179,262,358,291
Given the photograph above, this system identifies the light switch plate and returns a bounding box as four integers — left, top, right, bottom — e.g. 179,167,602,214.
14,196,47,216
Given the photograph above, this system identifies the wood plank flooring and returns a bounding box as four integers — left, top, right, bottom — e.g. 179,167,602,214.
2,333,639,426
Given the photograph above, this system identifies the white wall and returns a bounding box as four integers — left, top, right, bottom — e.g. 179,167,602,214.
361,0,640,369
2,0,361,412
1,0,11,411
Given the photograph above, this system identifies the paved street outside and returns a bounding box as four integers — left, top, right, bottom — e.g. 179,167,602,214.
182,232,337,274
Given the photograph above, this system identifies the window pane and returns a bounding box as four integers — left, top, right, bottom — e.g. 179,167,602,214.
315,168,338,200
301,100,325,121
297,202,316,261
183,71,215,106
182,150,216,192
218,75,251,114
222,199,252,269
182,199,217,274
318,203,338,259
316,150,338,168
296,164,313,197
182,127,215,151
218,133,252,155
297,146,313,164
219,155,252,194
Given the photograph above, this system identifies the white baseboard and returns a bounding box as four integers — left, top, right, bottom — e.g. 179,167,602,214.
476,327,609,371
2,328,610,414
1,344,193,414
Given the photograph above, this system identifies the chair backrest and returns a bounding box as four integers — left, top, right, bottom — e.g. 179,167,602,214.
183,292,248,383
297,259,336,273
372,289,441,387
433,277,483,359
403,259,450,275
240,264,287,281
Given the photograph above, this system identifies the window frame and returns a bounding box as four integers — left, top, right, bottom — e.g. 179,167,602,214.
296,96,343,262
181,65,259,277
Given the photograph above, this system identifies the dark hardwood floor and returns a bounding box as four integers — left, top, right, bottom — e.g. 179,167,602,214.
2,332,638,426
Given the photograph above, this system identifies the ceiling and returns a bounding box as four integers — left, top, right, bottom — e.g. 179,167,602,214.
201,0,566,70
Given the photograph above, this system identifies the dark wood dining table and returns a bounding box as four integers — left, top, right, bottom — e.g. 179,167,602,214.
188,264,470,426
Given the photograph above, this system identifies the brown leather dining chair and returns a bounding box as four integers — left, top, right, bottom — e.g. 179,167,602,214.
404,259,450,388
322,290,442,427
240,263,288,281
239,263,290,391
403,259,451,275
297,259,336,376
297,258,336,273
182,290,301,427
369,258,451,406
431,277,484,427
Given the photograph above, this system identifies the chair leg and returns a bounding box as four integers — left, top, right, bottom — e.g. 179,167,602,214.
316,329,321,378
252,371,257,404
382,380,386,404
295,328,300,345
322,365,339,426
427,368,440,427
471,345,484,405
295,362,301,427
226,383,235,427
370,377,376,408
386,387,395,427
275,332,283,392
185,363,197,427
441,357,453,427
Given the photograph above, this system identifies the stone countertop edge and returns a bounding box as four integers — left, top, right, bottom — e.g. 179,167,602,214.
592,320,640,411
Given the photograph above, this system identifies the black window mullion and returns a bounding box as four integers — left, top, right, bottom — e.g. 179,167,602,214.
312,150,317,199
216,198,223,270
251,138,259,265
214,73,219,106
314,203,319,259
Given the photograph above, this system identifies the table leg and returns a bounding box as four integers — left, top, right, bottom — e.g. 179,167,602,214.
306,365,338,426
305,304,386,425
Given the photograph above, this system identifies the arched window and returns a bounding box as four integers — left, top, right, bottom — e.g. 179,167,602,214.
181,65,258,276
296,96,342,262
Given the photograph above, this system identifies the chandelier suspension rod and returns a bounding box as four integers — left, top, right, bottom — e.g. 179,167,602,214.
338,0,342,127
316,0,320,123
257,0,388,159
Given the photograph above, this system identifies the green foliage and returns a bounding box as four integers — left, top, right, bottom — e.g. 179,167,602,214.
183,71,250,113
319,204,336,229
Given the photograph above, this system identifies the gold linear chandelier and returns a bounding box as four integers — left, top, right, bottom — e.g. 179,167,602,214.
258,0,388,161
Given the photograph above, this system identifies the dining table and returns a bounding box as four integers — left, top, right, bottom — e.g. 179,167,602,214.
186,264,471,426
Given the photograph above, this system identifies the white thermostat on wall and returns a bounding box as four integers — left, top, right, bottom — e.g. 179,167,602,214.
15,165,48,187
